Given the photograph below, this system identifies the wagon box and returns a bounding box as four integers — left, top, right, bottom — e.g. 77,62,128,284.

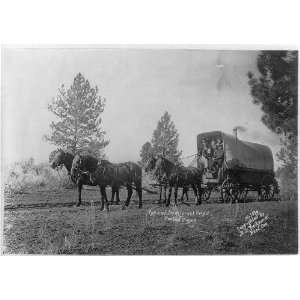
196,131,278,203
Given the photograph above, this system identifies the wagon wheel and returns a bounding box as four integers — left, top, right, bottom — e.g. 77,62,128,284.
237,188,248,203
202,187,212,202
259,186,274,201
221,178,239,203
259,175,276,201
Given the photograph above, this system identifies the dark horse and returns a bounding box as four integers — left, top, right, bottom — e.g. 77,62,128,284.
145,156,191,204
146,155,204,206
50,149,120,208
71,153,143,210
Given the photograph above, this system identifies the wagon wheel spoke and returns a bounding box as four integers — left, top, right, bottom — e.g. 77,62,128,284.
260,175,276,201
226,188,234,199
262,184,275,201
221,186,229,202
202,188,212,201
221,178,238,203
237,188,248,202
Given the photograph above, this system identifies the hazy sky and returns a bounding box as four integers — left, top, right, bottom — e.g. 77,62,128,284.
2,48,281,167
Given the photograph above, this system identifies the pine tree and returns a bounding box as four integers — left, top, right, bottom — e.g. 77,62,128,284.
44,73,109,158
248,51,297,137
248,51,298,198
151,111,182,163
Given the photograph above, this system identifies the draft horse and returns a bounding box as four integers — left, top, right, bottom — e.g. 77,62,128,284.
145,156,193,204
146,156,204,206
50,149,120,208
71,153,143,210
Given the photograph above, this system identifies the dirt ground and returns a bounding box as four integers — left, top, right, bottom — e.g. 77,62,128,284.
2,188,298,255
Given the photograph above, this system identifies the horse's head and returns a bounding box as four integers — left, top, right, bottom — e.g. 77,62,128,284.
144,155,157,173
155,155,176,178
50,149,66,169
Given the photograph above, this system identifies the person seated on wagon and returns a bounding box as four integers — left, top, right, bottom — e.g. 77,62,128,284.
199,138,209,170
203,141,214,170
216,138,223,151
211,139,224,175
197,150,207,170
211,139,217,151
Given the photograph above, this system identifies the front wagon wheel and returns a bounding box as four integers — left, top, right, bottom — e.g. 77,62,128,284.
221,178,238,204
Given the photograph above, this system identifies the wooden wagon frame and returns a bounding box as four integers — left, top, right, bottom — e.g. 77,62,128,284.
197,131,279,203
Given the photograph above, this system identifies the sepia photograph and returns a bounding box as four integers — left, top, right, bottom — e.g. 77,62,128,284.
1,47,298,255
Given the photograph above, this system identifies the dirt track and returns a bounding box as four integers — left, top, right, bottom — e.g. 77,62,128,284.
2,189,298,255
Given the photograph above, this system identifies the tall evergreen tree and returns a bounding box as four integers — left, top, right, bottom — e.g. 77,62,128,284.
248,51,297,137
44,73,109,158
247,51,298,197
151,111,182,163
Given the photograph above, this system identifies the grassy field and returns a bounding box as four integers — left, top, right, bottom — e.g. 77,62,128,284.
2,188,298,255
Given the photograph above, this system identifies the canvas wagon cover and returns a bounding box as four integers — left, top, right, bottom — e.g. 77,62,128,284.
197,131,274,172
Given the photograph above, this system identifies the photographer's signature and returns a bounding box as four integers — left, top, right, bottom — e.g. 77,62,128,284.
237,210,269,237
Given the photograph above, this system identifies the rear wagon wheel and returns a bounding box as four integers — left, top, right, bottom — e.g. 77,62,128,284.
221,178,238,203
237,188,248,203
202,187,212,202
259,175,276,201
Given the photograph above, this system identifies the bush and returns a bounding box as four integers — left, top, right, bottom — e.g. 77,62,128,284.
4,158,74,195
278,178,297,201
276,170,297,201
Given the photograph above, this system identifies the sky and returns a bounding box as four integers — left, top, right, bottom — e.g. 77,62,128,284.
2,47,281,167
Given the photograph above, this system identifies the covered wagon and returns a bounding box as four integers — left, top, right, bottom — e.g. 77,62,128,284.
196,131,279,203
